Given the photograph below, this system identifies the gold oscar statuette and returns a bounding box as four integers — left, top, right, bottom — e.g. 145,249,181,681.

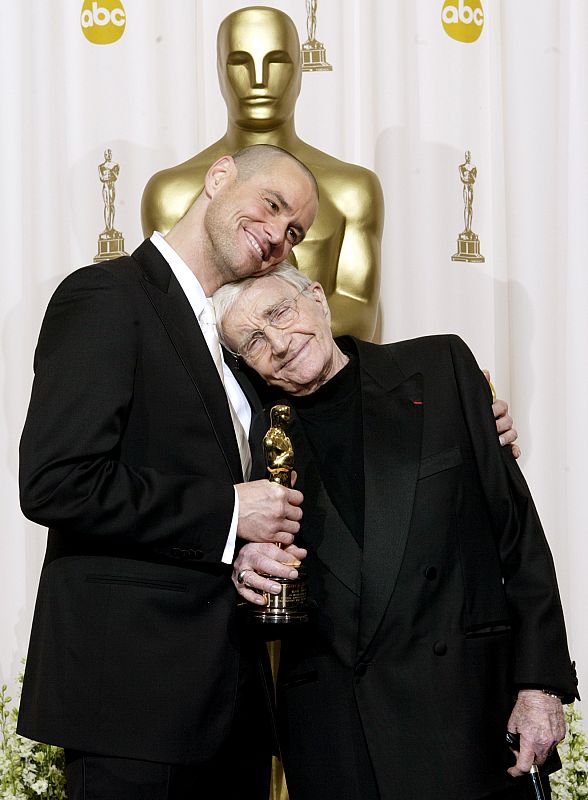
301,0,332,72
141,6,383,341
452,150,485,263
249,405,309,625
94,148,128,263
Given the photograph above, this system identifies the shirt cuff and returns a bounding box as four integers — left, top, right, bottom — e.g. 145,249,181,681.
221,487,239,564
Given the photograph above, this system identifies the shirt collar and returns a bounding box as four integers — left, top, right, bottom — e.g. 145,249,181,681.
150,231,207,319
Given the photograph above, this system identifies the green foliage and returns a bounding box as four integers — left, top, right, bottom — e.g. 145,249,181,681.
552,704,588,800
0,665,66,799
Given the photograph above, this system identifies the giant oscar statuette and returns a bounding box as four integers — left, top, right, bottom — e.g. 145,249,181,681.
249,404,309,625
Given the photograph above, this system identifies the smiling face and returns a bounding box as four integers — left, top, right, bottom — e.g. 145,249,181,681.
203,156,318,285
221,275,347,396
217,7,302,131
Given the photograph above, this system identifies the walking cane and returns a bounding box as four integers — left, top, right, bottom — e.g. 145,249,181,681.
506,732,547,800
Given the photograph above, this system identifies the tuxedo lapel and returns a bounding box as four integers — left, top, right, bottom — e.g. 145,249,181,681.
354,340,423,657
131,240,243,483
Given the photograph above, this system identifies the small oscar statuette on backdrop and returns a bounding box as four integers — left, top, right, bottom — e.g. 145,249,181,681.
249,404,309,625
94,148,128,263
452,150,485,263
301,0,332,72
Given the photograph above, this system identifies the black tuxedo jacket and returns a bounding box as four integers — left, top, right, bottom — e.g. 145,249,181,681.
18,240,267,764
252,335,578,800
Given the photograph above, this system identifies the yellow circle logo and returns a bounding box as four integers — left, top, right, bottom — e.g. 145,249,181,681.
442,0,484,43
81,0,126,45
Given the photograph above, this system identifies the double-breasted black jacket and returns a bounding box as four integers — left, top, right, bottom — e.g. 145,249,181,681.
251,335,578,800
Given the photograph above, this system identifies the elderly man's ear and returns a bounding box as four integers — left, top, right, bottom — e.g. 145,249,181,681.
483,370,520,459
308,282,330,316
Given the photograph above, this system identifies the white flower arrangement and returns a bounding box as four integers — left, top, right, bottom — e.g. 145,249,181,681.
0,665,66,799
552,703,588,800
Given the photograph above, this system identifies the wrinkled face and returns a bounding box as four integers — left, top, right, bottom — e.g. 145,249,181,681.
217,8,302,131
204,159,318,283
222,275,338,396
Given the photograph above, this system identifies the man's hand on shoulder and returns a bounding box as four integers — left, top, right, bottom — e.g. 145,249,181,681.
506,689,566,777
235,479,303,546
483,370,521,459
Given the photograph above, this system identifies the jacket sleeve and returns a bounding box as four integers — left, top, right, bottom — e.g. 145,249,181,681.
447,334,578,702
19,265,235,562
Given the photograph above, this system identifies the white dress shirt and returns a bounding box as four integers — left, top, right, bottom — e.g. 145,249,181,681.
150,232,251,564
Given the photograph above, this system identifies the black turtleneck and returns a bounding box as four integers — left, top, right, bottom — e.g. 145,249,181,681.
290,348,365,547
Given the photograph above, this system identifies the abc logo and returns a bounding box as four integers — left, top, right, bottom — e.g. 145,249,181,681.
81,0,126,45
442,0,484,43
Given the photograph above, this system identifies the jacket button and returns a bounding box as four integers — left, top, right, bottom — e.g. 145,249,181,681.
433,641,447,656
354,663,368,678
424,566,438,580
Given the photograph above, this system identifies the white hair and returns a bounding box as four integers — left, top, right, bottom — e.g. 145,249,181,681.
212,261,313,349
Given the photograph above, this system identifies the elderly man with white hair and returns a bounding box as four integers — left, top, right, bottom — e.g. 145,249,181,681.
213,262,577,800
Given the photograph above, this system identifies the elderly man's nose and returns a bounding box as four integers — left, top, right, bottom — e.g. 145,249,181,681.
265,326,290,353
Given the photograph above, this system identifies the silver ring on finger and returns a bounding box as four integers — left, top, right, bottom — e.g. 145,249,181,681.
237,569,249,585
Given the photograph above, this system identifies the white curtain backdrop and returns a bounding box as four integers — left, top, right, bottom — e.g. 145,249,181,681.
1,0,586,706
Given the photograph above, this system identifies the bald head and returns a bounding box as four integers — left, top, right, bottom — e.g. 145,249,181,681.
232,144,319,201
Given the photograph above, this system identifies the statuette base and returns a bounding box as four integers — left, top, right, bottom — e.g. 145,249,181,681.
94,230,129,263
452,233,485,263
248,569,309,625
301,40,332,72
